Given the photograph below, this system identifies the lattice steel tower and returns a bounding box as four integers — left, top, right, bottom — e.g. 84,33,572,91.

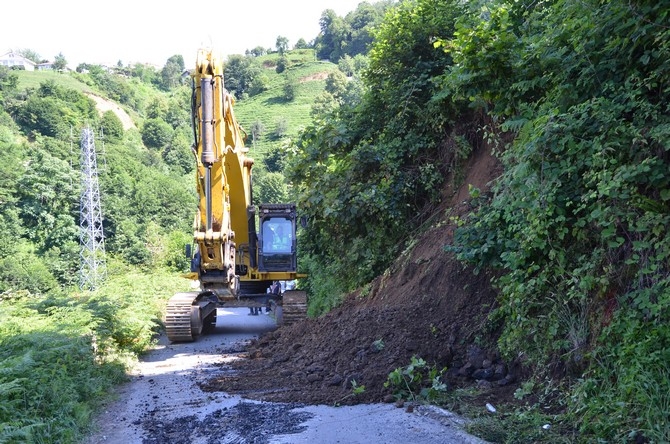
79,127,106,290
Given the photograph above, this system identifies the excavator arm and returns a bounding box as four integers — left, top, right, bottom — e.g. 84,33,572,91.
192,49,252,296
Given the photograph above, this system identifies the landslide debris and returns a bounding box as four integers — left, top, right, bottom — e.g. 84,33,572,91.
202,145,517,408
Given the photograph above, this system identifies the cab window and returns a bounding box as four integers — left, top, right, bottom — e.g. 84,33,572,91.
262,218,292,253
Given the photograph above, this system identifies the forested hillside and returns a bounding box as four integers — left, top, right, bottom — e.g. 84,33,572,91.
282,0,669,441
1,0,668,442
0,52,200,442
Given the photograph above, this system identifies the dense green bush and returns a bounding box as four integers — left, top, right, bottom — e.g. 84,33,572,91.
15,96,69,138
443,0,670,440
254,170,289,204
289,0,468,311
0,269,190,442
0,246,59,294
0,291,123,443
86,65,137,106
0,137,24,258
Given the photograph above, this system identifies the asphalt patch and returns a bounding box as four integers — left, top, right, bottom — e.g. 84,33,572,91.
141,401,313,444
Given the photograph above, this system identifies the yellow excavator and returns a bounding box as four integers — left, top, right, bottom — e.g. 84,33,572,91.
165,48,307,342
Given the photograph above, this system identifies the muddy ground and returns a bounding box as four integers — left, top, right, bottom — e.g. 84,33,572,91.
202,144,520,414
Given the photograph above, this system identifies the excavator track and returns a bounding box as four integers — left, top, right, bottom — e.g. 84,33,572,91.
281,290,308,325
165,292,217,342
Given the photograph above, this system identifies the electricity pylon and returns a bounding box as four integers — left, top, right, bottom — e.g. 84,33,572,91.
79,127,106,290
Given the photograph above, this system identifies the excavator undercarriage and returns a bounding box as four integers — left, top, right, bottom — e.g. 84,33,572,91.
165,292,218,342
165,289,307,343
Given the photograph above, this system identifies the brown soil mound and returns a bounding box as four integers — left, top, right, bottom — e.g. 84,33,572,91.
202,144,517,408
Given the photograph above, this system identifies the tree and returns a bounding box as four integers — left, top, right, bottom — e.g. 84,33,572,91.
131,63,159,84
346,2,379,56
141,118,173,148
275,55,289,74
145,96,168,120
255,171,288,204
352,54,369,73
16,148,79,253
310,91,339,117
276,36,289,55
248,73,269,97
314,2,392,62
274,117,288,139
162,130,193,174
0,140,25,257
283,75,296,101
248,46,267,57
165,95,190,129
294,38,310,49
160,55,185,90
101,110,124,142
0,246,59,293
250,119,265,144
325,70,348,98
15,96,68,138
0,66,18,92
224,55,261,99
264,142,286,172
18,48,41,64
338,55,355,77
315,9,346,61
53,52,67,71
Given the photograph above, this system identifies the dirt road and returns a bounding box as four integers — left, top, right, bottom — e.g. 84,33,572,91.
85,308,486,444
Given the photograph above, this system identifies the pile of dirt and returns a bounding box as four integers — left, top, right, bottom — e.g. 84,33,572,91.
202,144,518,408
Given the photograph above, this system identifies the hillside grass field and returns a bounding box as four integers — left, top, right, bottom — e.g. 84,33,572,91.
234,52,337,163
15,69,95,93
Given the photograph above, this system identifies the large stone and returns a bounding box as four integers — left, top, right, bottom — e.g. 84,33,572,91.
328,374,344,386
458,362,475,377
472,367,494,381
307,373,323,383
466,345,487,368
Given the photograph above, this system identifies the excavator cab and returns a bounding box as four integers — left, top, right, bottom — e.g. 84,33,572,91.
258,204,298,272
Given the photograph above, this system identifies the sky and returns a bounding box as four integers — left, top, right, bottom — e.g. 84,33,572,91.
1,0,371,69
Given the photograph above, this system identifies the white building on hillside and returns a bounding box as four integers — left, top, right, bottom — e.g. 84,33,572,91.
0,50,36,71
37,61,55,70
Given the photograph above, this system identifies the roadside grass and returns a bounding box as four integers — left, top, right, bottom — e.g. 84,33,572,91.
433,384,577,443
381,357,579,443
0,263,190,443
464,407,574,444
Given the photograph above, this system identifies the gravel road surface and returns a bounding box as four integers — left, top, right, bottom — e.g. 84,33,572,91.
84,307,486,444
